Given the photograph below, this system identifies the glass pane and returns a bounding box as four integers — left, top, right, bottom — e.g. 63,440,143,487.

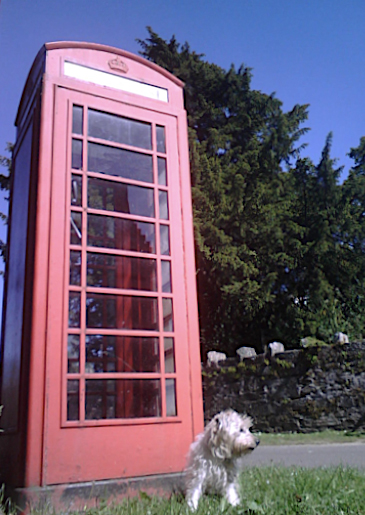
164,337,175,373
85,379,161,419
87,252,157,291
88,215,155,254
72,105,83,135
86,294,158,330
71,174,82,206
88,177,155,218
157,157,167,186
70,250,81,286
88,109,152,150
166,379,177,416
68,334,80,373
156,125,166,153
85,335,160,373
160,225,170,255
162,298,173,331
69,292,81,327
72,139,83,170
67,380,79,421
88,142,153,183
159,190,169,220
161,260,172,293
70,212,82,245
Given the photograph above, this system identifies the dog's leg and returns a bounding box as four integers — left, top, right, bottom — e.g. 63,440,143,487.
225,482,240,506
186,484,203,511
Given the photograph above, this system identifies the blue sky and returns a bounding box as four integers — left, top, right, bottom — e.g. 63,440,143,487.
0,0,365,310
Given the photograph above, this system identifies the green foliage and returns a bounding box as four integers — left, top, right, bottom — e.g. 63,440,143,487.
300,337,328,348
275,358,292,369
0,143,12,193
139,29,310,354
0,143,12,269
138,28,365,354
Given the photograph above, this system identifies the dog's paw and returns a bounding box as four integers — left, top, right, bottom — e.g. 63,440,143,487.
226,484,240,506
187,498,198,511
186,489,201,511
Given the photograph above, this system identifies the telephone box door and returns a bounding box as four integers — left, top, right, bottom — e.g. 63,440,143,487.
43,86,196,484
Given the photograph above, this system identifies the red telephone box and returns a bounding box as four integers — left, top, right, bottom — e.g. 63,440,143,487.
0,42,203,503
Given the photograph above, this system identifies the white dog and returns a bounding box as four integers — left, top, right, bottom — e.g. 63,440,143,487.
185,409,259,510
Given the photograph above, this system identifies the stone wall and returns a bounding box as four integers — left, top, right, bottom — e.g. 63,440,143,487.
203,341,365,433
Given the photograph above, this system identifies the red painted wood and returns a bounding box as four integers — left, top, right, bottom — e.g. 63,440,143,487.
0,43,204,488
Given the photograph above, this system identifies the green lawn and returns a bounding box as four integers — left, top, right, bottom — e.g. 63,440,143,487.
5,466,362,515
3,433,365,514
257,429,365,446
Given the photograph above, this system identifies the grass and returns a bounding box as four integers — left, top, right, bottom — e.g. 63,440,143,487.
5,466,363,515
256,429,365,446
3,434,365,514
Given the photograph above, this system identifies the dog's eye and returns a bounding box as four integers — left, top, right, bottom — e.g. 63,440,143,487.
240,428,245,433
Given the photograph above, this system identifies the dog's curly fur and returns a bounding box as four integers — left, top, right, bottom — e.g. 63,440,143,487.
185,409,259,510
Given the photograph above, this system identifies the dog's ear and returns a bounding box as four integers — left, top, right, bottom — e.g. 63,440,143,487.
214,413,222,430
240,414,253,429
207,413,232,459
206,415,220,440
206,414,221,445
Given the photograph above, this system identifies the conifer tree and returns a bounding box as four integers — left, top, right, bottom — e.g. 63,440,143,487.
338,137,365,338
138,28,310,353
138,28,365,352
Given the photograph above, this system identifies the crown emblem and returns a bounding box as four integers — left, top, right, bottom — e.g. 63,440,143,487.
108,56,129,74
